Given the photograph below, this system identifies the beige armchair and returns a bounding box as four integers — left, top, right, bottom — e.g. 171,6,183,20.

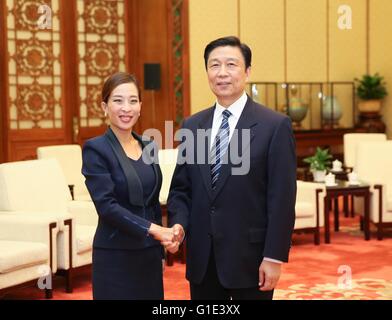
343,133,387,217
0,159,97,292
37,144,91,201
158,148,178,206
343,133,387,170
0,215,58,299
354,141,392,240
294,181,326,245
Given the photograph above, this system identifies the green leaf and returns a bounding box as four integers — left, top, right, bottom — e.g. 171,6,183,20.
355,73,388,100
303,147,332,171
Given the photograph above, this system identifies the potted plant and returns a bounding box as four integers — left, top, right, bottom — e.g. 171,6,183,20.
355,73,388,113
303,147,332,182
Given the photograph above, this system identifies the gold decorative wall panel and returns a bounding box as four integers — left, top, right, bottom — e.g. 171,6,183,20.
329,0,367,81
370,0,392,138
7,0,62,129
189,0,238,113
171,0,187,125
240,0,285,82
77,0,126,127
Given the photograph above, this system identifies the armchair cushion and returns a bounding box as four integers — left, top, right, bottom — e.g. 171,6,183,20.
343,133,386,169
356,142,392,222
0,241,48,274
295,202,314,218
387,196,392,212
295,181,325,229
37,145,91,201
0,159,71,212
75,225,95,254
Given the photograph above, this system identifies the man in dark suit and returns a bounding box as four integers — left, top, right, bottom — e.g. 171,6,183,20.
167,36,297,300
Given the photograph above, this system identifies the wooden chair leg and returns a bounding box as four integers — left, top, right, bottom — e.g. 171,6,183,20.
314,228,320,245
45,288,53,299
56,269,73,293
334,197,340,232
344,195,349,217
66,269,73,293
377,224,383,240
350,195,355,217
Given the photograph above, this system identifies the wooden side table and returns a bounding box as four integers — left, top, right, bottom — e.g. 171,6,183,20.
329,169,353,218
324,180,370,243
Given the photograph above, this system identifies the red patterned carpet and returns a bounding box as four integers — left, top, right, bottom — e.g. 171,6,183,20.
2,216,392,300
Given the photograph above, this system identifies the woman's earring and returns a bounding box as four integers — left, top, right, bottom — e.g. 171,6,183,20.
104,111,107,117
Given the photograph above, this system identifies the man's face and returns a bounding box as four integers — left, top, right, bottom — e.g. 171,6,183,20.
206,45,250,106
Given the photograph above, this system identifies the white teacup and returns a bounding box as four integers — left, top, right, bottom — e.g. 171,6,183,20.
332,159,343,172
325,172,336,186
348,171,359,185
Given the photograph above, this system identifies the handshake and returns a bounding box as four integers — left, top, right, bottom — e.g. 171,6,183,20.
148,223,185,254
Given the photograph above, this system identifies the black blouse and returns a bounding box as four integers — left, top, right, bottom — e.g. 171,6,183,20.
129,156,156,202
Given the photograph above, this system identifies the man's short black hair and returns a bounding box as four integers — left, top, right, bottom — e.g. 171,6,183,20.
203,36,252,70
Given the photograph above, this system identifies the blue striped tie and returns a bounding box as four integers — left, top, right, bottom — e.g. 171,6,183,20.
210,109,232,190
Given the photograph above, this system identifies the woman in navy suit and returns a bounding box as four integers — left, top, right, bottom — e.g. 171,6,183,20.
82,72,179,300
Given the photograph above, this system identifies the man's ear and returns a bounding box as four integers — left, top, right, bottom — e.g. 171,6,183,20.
245,66,251,80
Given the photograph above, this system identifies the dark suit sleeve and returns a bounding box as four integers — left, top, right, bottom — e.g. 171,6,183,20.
167,120,192,231
82,141,151,239
263,117,297,262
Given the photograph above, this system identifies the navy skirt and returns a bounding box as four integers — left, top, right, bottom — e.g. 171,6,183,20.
92,246,163,300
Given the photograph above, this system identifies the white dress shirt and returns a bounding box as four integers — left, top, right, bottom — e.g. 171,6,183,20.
209,91,282,265
209,92,247,151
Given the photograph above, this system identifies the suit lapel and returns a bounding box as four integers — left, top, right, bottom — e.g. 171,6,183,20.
105,128,162,208
197,106,215,201
135,133,162,207
105,128,144,207
211,96,257,201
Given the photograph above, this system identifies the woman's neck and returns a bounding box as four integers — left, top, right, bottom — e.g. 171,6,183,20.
111,126,135,145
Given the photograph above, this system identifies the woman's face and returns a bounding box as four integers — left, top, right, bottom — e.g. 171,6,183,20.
102,82,141,133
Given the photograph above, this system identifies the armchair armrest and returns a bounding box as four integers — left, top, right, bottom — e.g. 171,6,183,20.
67,200,98,226
0,214,57,243
0,210,72,231
344,166,353,173
0,214,58,273
296,181,325,202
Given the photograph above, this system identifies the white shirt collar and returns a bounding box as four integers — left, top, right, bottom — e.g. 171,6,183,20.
214,91,247,120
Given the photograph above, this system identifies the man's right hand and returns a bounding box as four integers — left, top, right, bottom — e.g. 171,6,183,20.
172,224,185,243
161,224,185,254
148,224,175,243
